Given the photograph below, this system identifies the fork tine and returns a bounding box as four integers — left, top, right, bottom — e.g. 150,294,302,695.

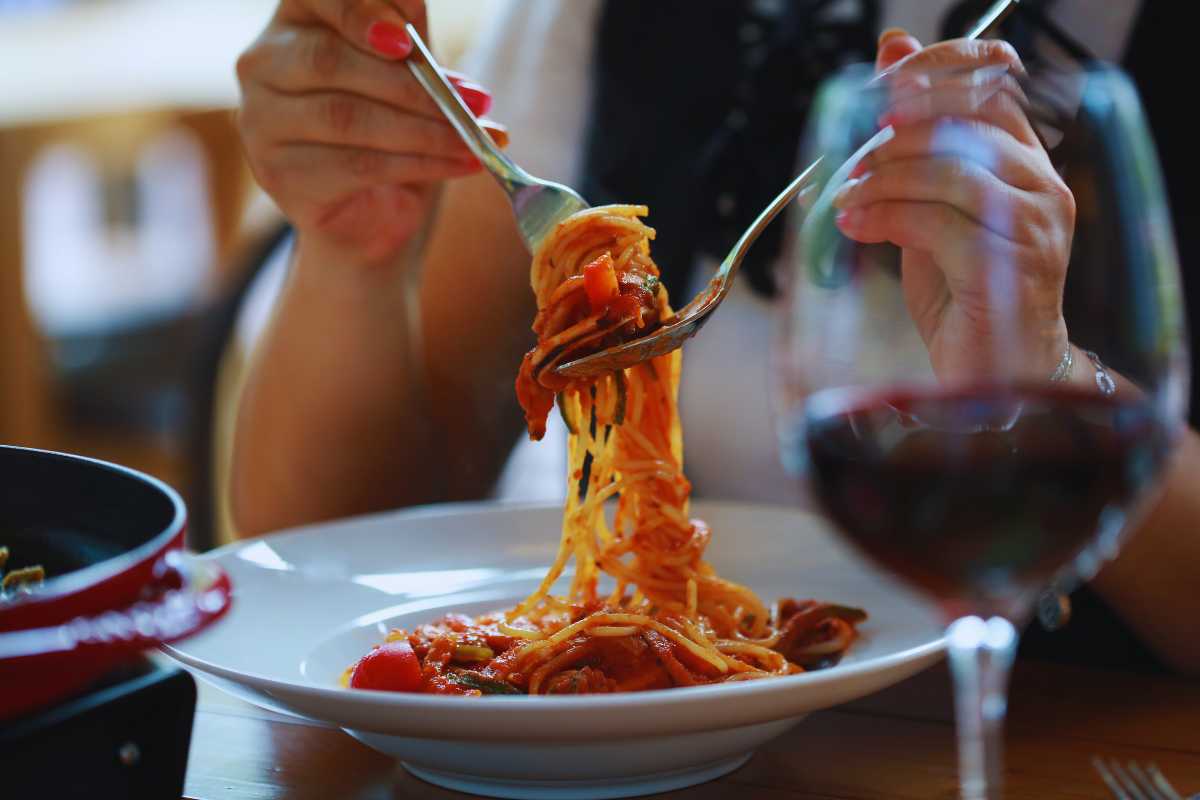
1095,757,1137,800
1146,765,1186,800
1128,763,1169,800
1111,761,1155,800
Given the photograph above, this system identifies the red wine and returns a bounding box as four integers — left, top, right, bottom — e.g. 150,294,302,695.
802,387,1171,615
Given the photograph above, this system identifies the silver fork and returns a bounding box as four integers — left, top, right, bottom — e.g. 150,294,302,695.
555,0,1020,379
1093,757,1191,800
402,21,816,379
556,157,824,378
405,2,1019,379
403,24,589,254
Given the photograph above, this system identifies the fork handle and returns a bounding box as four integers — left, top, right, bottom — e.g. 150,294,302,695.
403,23,532,196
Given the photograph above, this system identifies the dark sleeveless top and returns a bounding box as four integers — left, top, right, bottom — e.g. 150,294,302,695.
580,0,880,300
581,1,1192,672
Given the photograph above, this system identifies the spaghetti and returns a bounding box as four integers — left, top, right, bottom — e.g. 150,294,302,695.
0,545,45,603
346,206,866,695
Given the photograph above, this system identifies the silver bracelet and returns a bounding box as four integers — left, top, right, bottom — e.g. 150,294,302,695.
1049,342,1074,383
1083,349,1117,397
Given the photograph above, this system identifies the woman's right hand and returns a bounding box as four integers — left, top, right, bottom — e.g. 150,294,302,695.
236,0,493,266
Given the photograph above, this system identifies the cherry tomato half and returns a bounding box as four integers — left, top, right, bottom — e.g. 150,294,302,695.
349,641,423,692
583,253,620,311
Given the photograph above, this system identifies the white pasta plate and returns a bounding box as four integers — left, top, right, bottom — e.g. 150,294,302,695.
164,501,944,800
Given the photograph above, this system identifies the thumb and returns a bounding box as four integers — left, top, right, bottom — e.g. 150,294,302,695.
875,27,922,72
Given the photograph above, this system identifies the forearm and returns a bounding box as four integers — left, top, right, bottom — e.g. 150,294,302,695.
1093,428,1200,675
230,238,438,537
230,175,535,536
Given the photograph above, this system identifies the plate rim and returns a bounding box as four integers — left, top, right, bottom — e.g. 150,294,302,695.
166,500,945,724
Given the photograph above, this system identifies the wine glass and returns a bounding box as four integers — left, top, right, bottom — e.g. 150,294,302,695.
774,60,1189,798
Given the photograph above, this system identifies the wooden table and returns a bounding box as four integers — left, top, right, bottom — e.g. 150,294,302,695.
182,659,1200,799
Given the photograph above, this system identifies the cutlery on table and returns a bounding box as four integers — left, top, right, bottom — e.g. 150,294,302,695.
1093,757,1191,800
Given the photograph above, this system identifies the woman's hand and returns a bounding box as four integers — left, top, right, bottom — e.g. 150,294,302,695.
834,33,1077,383
236,0,493,267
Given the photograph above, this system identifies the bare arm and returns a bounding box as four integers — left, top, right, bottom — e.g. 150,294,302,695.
1093,429,1200,675
232,174,531,536
229,0,533,537
1051,346,1200,674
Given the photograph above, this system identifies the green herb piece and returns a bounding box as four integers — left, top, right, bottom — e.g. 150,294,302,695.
450,671,522,695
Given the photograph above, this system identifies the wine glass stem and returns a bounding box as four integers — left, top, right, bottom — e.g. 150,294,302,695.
946,616,1018,800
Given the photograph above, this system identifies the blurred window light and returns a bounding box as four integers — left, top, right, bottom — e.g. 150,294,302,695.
22,129,214,336
0,0,75,14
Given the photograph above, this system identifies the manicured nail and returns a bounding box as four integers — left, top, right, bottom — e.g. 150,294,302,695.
367,21,412,59
454,82,492,117
832,178,862,209
480,120,509,149
849,160,869,179
449,158,483,177
878,27,909,46
877,112,898,130
836,209,862,230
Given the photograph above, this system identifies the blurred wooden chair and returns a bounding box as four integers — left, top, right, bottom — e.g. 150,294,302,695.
0,0,276,547
0,107,255,516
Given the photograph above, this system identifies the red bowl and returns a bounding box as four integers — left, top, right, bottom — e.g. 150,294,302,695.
0,445,231,720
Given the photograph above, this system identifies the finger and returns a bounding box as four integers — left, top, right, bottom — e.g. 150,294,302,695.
885,38,1027,83
245,84,470,160
479,119,510,149
875,27,922,72
835,196,993,253
883,72,1040,147
256,142,479,205
251,27,492,119
835,200,1025,313
851,118,1050,190
888,64,1031,114
836,198,1066,379
279,0,428,60
834,155,1026,241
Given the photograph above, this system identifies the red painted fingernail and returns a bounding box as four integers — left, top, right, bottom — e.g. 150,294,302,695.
877,112,898,129
367,21,412,59
836,209,861,230
454,82,493,117
877,27,910,47
849,161,868,179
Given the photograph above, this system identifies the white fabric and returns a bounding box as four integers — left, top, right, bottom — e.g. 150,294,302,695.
458,0,605,188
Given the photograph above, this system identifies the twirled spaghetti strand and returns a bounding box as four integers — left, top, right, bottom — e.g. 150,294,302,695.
346,206,865,696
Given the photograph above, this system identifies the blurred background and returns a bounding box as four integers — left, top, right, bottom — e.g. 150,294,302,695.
0,0,493,548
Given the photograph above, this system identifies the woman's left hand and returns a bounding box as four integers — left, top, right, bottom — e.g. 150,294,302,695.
834,33,1077,383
